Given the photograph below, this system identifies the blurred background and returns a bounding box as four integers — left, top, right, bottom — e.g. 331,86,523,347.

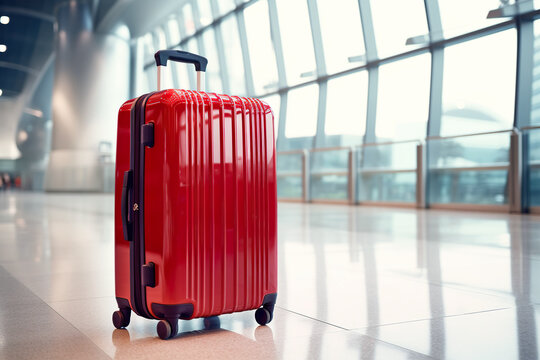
0,0,539,213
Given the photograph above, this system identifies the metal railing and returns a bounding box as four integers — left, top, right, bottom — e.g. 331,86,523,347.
521,125,540,212
277,141,425,207
426,129,516,212
276,127,540,213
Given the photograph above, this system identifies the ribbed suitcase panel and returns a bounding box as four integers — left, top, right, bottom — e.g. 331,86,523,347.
143,90,276,319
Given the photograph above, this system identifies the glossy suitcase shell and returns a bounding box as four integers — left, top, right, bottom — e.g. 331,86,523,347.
112,51,277,340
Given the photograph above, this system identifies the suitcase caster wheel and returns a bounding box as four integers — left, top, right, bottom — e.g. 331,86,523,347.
203,316,221,330
157,319,178,340
255,308,272,326
112,310,129,329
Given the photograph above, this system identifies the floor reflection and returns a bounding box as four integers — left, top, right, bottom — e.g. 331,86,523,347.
112,323,277,360
511,217,538,360
3,193,540,359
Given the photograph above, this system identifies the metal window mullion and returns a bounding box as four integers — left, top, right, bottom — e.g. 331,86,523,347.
307,0,328,148
363,67,378,143
514,18,533,129
267,0,288,89
514,17,534,213
424,0,444,209
277,92,288,151
235,8,255,96
307,0,327,77
357,0,377,61
426,49,444,137
357,0,377,144
209,0,230,93
314,81,328,148
424,0,443,42
424,0,444,138
509,131,523,213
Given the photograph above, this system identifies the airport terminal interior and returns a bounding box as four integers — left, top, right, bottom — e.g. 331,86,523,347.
1,0,540,358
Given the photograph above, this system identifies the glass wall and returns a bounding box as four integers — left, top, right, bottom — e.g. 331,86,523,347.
375,53,431,140
317,0,364,74
134,0,539,209
285,84,319,138
440,30,517,136
428,132,511,205
531,21,540,126
324,72,368,138
370,0,428,57
358,142,418,203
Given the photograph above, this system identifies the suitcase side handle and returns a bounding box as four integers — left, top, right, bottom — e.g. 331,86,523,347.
154,50,207,92
121,170,133,241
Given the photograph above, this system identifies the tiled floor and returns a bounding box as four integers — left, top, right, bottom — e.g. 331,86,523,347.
1,192,540,359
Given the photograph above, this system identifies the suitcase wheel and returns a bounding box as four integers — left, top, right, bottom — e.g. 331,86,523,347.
255,308,272,326
203,316,221,330
112,309,130,329
157,319,178,340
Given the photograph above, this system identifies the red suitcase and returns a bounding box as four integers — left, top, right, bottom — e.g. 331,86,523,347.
112,50,278,339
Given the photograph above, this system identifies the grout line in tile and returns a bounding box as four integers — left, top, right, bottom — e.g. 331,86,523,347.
350,306,514,332
275,305,349,331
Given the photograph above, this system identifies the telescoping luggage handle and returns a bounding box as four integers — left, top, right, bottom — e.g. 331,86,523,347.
154,50,208,92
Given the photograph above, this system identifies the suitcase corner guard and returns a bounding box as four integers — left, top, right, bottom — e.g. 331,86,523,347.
151,302,194,321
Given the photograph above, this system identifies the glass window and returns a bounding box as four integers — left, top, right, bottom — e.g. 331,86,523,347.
277,176,303,198
217,0,236,15
149,30,173,90
370,0,428,57
182,2,196,36
428,132,510,205
317,0,364,74
167,17,181,46
142,33,155,64
375,53,431,140
531,21,540,125
261,94,281,136
220,15,246,95
145,68,156,94
155,28,167,50
275,0,317,85
285,84,319,138
244,0,279,95
358,172,416,203
440,30,516,136
200,29,222,92
170,46,192,90
178,39,199,90
325,72,368,137
438,0,504,38
197,0,213,27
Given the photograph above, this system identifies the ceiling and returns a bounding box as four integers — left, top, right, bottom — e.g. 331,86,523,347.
0,0,62,98
0,0,184,100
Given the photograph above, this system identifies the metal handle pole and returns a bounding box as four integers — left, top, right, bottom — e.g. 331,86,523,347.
157,65,163,91
197,71,205,92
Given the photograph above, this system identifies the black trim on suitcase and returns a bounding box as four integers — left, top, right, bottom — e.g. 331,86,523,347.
260,293,277,313
128,93,155,320
151,303,195,321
